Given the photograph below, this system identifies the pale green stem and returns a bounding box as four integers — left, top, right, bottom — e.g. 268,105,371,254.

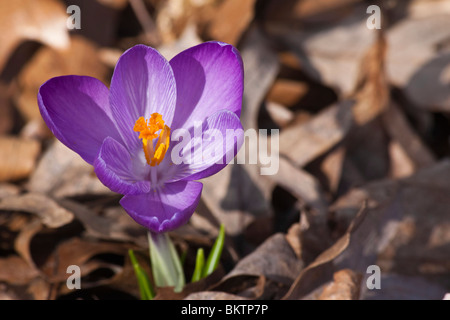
148,231,185,293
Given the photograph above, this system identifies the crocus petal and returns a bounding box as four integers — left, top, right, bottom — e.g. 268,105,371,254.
120,180,203,233
164,110,244,183
38,76,122,164
110,45,177,152
170,41,243,129
94,137,151,195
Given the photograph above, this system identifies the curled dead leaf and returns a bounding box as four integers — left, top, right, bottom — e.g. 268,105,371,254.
0,0,69,72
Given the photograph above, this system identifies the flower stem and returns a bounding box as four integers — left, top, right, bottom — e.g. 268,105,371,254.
148,231,185,293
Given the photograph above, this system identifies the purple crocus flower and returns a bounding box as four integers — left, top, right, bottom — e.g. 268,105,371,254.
38,42,244,233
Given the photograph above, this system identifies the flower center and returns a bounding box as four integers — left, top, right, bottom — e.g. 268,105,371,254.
133,113,171,166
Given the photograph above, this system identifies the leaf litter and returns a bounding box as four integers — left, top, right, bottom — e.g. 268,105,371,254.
0,0,449,300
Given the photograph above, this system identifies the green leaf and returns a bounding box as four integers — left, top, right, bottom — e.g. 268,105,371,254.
202,224,225,278
190,248,205,283
128,249,155,300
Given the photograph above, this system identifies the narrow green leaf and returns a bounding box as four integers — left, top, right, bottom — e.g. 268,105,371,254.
128,249,155,300
190,248,205,283
202,224,225,278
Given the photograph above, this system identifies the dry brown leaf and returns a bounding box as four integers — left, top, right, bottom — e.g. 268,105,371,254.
361,273,448,300
0,136,40,182
318,269,362,300
59,200,148,247
332,160,450,284
185,291,248,300
155,268,225,300
225,233,303,285
344,118,390,181
352,32,389,125
156,0,218,44
41,237,128,283
283,202,367,300
261,0,363,27
0,255,40,285
387,140,415,178
206,0,255,46
27,277,52,300
158,24,201,60
16,36,108,122
387,0,450,111
382,103,435,170
266,79,309,108
210,274,267,299
0,0,69,72
320,146,346,194
28,140,111,198
14,218,43,269
0,183,20,200
269,158,328,217
285,223,302,259
97,0,129,9
0,84,14,135
198,27,279,237
279,101,354,168
270,3,377,96
265,101,294,128
0,193,74,228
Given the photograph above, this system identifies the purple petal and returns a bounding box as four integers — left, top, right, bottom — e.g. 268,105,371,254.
38,76,122,164
110,45,177,152
94,137,151,195
120,180,203,233
170,41,243,129
165,110,244,182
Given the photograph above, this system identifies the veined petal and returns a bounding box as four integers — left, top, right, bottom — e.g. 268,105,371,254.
120,180,203,233
170,41,243,129
94,137,151,195
38,76,122,164
110,45,177,152
165,110,244,182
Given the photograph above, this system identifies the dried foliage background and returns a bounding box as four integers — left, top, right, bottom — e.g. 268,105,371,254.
0,0,449,300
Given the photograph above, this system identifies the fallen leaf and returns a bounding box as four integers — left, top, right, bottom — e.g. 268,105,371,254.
206,0,256,46
16,36,108,122
283,202,367,300
386,0,450,111
266,79,309,108
0,193,74,228
361,273,448,300
0,0,69,72
264,101,294,128
332,160,450,285
269,158,328,217
387,140,415,178
270,3,377,96
382,103,435,170
351,32,389,125
0,255,40,285
318,269,362,300
28,140,111,198
320,146,346,194
0,136,40,182
225,233,303,285
184,291,248,300
279,101,354,168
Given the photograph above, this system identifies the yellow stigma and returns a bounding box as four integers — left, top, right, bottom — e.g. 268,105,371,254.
133,113,170,166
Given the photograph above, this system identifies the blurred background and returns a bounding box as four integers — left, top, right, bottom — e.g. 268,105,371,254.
0,0,449,300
